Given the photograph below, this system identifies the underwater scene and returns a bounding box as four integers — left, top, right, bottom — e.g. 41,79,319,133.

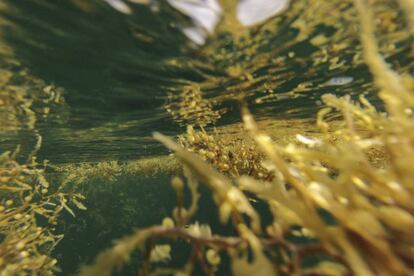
0,0,414,275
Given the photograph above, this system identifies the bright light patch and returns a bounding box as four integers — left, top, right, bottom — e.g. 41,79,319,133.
237,0,290,26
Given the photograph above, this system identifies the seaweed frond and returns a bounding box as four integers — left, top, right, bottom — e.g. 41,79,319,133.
0,141,85,274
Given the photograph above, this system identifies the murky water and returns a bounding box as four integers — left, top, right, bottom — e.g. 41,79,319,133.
0,0,412,274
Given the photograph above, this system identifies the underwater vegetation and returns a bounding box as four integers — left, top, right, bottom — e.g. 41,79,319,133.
0,139,85,274
0,0,413,275
78,0,414,275
0,66,65,133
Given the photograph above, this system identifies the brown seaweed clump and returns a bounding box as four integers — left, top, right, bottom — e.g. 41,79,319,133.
178,125,273,181
165,84,224,127
0,140,85,274
80,1,414,275
0,64,65,132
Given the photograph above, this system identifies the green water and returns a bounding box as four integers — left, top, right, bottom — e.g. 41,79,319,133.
0,0,413,275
